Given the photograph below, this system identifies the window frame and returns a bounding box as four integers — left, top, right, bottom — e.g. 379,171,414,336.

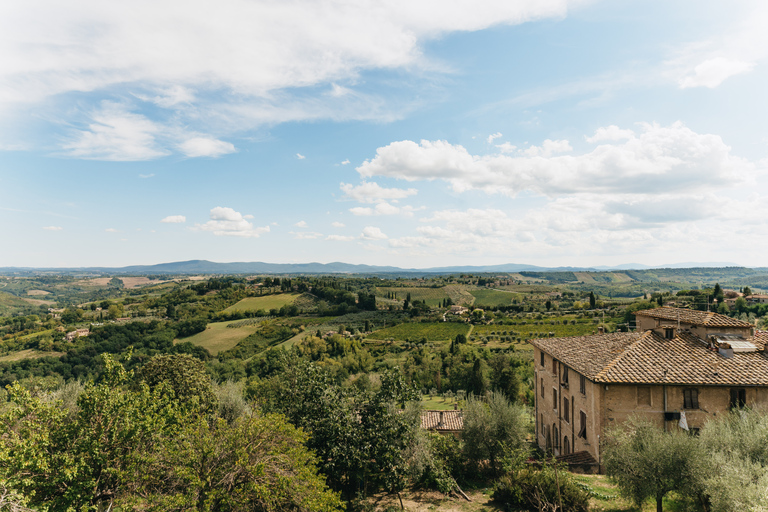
578,410,587,440
580,375,586,395
730,388,747,409
683,388,699,410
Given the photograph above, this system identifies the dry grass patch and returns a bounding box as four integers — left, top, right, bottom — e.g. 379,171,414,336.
368,488,498,511
180,321,261,355
0,349,65,362
26,289,50,296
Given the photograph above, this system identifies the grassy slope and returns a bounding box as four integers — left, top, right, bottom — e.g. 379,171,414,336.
367,322,471,342
180,321,261,355
223,293,300,312
469,289,522,307
375,287,450,307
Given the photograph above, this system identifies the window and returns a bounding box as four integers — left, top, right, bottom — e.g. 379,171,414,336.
553,425,559,449
540,378,544,397
730,388,747,409
563,395,570,422
553,388,558,410
580,375,586,395
563,436,570,455
540,351,545,367
552,358,557,375
578,411,587,440
665,327,674,339
562,366,569,387
637,386,651,406
683,388,699,409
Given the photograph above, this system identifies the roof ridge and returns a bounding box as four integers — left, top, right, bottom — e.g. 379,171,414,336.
594,330,651,382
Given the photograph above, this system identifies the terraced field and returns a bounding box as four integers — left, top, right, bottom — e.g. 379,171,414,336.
367,322,470,342
223,293,300,313
472,317,601,340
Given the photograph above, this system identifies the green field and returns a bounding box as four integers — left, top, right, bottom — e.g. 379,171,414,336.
180,321,261,355
375,287,450,307
223,293,300,313
469,289,522,307
367,322,470,341
472,317,601,340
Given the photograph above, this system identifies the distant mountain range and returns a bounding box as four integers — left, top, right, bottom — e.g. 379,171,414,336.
0,259,748,275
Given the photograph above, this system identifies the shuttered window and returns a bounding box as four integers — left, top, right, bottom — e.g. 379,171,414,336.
578,411,587,440
683,389,698,409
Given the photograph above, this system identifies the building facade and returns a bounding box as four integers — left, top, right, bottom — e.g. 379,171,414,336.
530,307,768,470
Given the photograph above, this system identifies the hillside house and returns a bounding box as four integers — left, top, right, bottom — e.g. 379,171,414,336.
530,307,768,472
65,328,90,342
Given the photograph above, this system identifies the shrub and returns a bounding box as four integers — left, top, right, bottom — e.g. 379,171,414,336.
492,464,589,512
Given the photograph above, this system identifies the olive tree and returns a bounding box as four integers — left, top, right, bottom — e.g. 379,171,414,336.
603,417,703,512
462,391,530,475
696,409,768,512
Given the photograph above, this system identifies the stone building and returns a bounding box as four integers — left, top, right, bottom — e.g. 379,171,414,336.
530,307,768,471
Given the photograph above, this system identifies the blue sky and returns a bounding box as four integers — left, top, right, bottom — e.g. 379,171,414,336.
1,0,767,269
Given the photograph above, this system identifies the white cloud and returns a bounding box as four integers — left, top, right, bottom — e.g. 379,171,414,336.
361,226,388,240
290,231,322,239
357,123,757,197
295,220,308,227
671,4,768,89
331,221,345,228
60,102,169,161
161,215,186,223
487,132,502,143
42,225,62,231
340,181,418,203
105,228,118,232
296,153,306,160
0,0,579,156
495,142,516,154
350,202,420,217
521,139,572,157
326,234,355,242
139,173,155,178
341,159,350,165
178,137,236,158
678,58,755,89
195,206,270,237
585,125,634,143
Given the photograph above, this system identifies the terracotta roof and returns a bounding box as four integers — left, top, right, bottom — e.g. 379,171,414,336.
531,330,768,386
421,410,463,431
634,307,753,328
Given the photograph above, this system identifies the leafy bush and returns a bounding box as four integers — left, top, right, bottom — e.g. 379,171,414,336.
492,464,589,512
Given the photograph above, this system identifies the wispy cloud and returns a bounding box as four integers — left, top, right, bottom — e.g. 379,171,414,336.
178,137,236,158
296,153,306,160
161,215,186,223
42,226,63,231
0,0,580,157
60,101,169,161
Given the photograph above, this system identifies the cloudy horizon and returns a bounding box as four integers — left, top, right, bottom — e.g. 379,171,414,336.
1,0,767,268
